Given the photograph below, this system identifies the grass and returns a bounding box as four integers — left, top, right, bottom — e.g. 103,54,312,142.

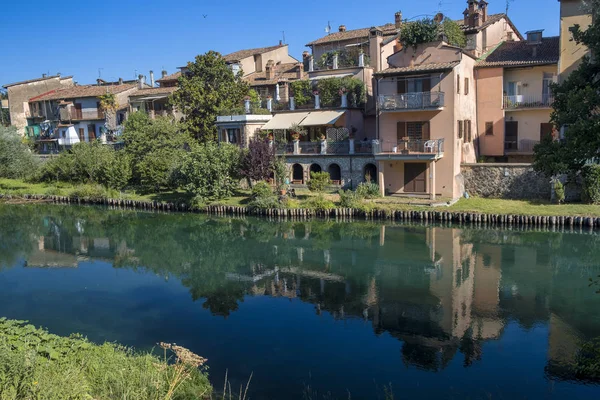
2,178,600,217
0,318,212,400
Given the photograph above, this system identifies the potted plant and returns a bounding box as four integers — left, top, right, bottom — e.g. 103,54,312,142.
289,122,306,141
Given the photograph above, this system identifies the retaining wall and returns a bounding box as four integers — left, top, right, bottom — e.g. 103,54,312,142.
461,163,551,199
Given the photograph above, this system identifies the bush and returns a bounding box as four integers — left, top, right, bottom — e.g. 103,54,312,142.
553,179,565,204
69,184,111,201
0,125,38,179
306,194,335,211
177,142,242,201
251,181,273,199
308,171,330,193
356,182,381,199
249,195,280,210
339,189,363,208
582,164,600,204
0,318,211,400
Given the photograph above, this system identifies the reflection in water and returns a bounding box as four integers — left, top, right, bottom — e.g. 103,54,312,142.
0,205,599,399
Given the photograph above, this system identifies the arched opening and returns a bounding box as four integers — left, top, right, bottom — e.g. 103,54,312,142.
309,163,322,175
328,163,342,184
292,163,304,184
364,163,377,183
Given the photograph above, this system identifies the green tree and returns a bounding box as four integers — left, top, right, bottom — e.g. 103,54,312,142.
400,18,439,49
307,171,330,192
442,18,467,48
0,89,9,126
122,112,191,192
0,125,38,179
534,0,599,176
171,51,249,142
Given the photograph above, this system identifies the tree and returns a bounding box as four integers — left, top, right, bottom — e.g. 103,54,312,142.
240,138,275,187
171,51,249,142
0,125,37,179
121,112,192,192
0,89,10,126
98,92,119,130
399,17,466,49
534,0,600,176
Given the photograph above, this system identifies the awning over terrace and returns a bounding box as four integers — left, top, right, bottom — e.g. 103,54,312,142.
261,112,310,130
299,110,344,126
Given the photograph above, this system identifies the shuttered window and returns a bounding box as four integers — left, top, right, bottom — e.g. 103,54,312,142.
485,122,494,136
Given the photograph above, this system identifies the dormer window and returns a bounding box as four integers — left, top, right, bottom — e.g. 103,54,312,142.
230,63,241,76
526,30,543,44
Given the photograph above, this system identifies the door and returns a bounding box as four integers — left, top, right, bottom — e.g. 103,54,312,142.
78,128,85,142
74,103,82,119
505,121,518,150
404,163,427,193
87,124,96,141
540,123,553,141
542,73,556,104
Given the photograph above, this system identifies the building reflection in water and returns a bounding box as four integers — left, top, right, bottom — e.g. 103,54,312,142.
23,213,600,381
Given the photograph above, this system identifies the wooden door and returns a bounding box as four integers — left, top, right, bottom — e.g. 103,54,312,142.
74,103,82,119
540,123,553,141
78,128,85,142
404,163,427,193
505,121,518,150
87,124,96,141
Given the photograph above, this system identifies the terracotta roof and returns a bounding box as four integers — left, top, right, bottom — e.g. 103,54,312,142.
306,24,398,46
129,86,178,97
374,61,460,76
223,45,285,62
3,75,73,88
156,71,182,82
245,63,307,86
29,84,137,102
476,36,559,68
455,13,524,40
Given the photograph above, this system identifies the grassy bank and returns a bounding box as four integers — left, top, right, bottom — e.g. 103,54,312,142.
0,318,211,400
2,178,600,217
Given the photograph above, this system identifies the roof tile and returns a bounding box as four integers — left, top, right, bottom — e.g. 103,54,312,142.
476,36,559,68
375,61,460,76
223,45,285,62
29,84,137,102
306,24,398,46
245,63,307,86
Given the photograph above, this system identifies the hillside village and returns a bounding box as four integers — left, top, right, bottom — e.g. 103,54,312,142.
2,0,592,201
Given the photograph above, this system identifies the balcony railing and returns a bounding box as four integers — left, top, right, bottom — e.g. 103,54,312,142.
378,92,445,111
374,139,445,157
60,109,105,121
299,142,320,154
274,139,365,155
505,139,539,153
503,95,553,110
275,142,294,155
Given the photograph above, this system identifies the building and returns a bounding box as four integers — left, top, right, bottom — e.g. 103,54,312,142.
476,32,559,161
373,41,478,199
558,0,593,81
129,70,180,119
2,74,74,135
27,83,138,152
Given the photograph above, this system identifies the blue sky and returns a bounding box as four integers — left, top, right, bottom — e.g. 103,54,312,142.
1,0,560,87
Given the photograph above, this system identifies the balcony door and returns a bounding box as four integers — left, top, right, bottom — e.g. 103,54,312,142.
505,121,518,150
404,163,427,193
542,73,556,105
74,103,82,120
398,78,432,108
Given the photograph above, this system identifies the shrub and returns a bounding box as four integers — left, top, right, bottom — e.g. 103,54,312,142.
339,189,363,208
249,195,280,210
69,184,110,201
356,182,381,199
251,181,273,199
0,125,38,179
177,142,242,201
241,139,275,185
553,179,565,204
289,80,313,106
308,171,330,193
581,164,600,204
306,194,335,211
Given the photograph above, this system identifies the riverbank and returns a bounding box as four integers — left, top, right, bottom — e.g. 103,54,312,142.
0,318,211,400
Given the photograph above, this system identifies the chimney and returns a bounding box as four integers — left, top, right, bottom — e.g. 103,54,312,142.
463,9,469,26
150,70,155,87
265,60,275,80
279,40,283,46
97,78,103,85
480,0,488,22
42,73,47,78
434,12,444,23
161,70,168,78
369,27,383,72
138,74,145,89
468,0,477,13
395,12,402,29
339,25,346,32
296,63,304,79
118,77,123,85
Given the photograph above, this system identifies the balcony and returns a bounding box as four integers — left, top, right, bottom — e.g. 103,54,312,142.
504,139,539,154
60,109,105,121
373,139,445,160
275,139,370,156
503,94,553,110
378,92,445,112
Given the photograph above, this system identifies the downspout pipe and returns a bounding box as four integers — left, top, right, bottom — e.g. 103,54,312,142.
376,77,381,140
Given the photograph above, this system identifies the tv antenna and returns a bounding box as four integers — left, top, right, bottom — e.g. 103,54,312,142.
325,21,331,34
98,68,104,79
281,31,286,44
505,0,514,15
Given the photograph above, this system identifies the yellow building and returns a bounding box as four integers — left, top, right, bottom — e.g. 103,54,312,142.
558,0,593,81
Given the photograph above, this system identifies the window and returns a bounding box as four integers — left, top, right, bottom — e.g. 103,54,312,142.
485,122,494,136
466,120,472,142
227,128,240,144
457,74,461,94
458,120,463,139
464,77,469,95
507,32,514,41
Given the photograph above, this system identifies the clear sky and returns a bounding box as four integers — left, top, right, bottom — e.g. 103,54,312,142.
0,0,560,87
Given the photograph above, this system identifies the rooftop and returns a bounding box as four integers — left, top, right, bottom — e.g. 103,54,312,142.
29,84,137,102
129,86,178,97
306,24,398,46
456,13,524,40
375,61,460,76
3,75,73,89
156,71,182,83
223,44,286,63
476,36,560,68
245,63,307,86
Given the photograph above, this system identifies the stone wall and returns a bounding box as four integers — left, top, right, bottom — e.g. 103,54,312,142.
461,163,551,200
286,155,377,189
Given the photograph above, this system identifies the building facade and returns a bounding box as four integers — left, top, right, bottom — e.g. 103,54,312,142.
558,0,593,81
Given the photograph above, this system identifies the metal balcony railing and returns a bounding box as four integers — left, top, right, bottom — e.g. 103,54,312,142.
299,142,320,154
61,109,105,121
503,95,554,109
378,92,445,111
374,138,445,156
505,139,539,153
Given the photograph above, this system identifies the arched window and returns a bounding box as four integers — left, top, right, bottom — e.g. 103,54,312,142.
328,163,341,184
309,164,322,174
292,163,304,183
364,163,377,182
